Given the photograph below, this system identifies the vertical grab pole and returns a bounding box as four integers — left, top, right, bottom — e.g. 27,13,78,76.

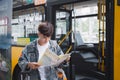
98,0,102,70
101,0,105,72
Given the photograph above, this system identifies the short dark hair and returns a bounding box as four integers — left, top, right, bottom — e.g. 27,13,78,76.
38,22,54,37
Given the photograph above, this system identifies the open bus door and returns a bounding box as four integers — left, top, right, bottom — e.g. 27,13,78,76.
53,8,73,80
46,0,107,80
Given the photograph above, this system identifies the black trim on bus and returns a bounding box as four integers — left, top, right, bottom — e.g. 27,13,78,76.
106,0,114,80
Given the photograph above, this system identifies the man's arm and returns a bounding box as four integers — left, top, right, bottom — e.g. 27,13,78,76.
18,46,30,71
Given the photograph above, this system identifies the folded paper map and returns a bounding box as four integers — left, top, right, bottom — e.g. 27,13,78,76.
38,48,70,66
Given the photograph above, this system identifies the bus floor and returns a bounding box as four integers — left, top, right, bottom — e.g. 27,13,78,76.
75,74,99,80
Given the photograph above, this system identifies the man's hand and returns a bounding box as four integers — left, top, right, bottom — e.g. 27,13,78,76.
66,55,71,62
27,62,40,70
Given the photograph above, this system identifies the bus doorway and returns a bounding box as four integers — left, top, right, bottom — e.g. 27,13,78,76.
47,0,108,80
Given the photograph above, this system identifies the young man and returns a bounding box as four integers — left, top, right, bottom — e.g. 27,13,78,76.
18,22,64,80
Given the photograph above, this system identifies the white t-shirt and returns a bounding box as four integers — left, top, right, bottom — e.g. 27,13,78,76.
37,40,49,80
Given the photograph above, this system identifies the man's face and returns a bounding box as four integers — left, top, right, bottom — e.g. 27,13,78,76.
38,32,50,44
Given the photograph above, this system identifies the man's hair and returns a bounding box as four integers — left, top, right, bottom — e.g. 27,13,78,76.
38,22,54,37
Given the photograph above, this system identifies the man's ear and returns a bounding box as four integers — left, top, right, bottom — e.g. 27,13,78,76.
37,32,41,37
37,33,39,36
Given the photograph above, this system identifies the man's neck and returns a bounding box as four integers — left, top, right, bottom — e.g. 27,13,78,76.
38,39,49,46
